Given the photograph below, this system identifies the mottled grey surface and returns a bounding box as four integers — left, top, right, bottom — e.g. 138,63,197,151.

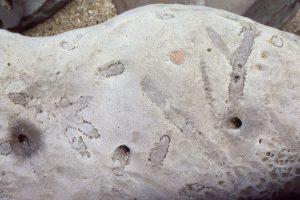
0,4,299,200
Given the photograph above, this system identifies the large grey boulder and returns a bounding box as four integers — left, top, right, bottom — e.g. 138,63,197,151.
206,0,257,15
0,0,71,31
0,4,299,200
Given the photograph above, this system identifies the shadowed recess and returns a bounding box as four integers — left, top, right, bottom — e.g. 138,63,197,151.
8,119,42,157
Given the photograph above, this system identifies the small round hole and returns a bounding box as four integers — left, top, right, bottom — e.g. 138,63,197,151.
207,48,212,52
228,117,242,129
233,75,240,83
116,145,130,155
18,134,28,144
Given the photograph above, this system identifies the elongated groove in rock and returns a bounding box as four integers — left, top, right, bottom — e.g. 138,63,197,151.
141,77,202,136
98,61,125,78
229,25,258,102
158,13,175,20
64,127,90,157
71,136,90,157
200,60,216,116
206,27,231,59
149,135,171,166
140,77,167,107
206,25,258,103
8,92,28,106
179,183,214,198
165,107,201,136
78,121,100,139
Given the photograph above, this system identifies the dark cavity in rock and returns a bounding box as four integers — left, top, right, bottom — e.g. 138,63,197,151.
9,119,42,157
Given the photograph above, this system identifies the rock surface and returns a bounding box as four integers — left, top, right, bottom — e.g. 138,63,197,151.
113,0,205,13
0,4,300,200
113,0,299,29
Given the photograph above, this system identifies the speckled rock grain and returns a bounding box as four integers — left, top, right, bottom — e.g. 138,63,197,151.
0,4,300,200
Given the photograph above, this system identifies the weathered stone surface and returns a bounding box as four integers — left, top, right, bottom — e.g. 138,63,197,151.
0,4,300,200
113,0,205,13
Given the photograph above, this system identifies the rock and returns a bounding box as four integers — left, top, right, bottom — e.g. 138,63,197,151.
112,0,205,13
14,0,72,31
113,0,300,28
0,4,299,200
206,0,257,15
0,0,24,29
243,0,300,28
21,0,47,17
0,0,71,31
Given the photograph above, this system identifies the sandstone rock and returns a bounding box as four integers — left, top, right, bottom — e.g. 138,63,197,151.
0,4,299,200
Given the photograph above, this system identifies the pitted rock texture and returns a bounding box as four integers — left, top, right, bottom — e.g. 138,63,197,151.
0,4,300,200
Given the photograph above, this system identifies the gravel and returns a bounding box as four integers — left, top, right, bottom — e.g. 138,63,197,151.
282,9,300,36
22,1,299,37
23,0,117,37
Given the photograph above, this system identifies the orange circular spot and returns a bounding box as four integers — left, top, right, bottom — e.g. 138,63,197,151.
170,50,185,65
